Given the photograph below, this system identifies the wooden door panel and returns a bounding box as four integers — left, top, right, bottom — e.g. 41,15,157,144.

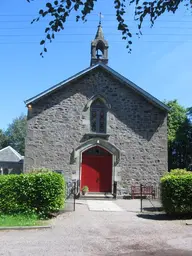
81,154,112,193
81,157,99,192
98,156,112,192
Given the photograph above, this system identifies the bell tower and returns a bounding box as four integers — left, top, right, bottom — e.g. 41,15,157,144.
90,18,109,66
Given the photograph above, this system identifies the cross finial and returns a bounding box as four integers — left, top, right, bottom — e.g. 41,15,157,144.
99,12,102,25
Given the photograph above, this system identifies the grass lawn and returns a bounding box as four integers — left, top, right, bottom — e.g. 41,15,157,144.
0,214,49,227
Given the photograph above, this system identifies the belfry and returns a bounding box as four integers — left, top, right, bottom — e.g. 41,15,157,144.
90,19,109,66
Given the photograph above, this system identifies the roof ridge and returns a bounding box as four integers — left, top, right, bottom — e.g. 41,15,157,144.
24,64,100,105
100,64,169,111
0,146,22,160
24,63,169,111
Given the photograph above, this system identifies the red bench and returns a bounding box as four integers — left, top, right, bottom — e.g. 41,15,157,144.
131,185,155,199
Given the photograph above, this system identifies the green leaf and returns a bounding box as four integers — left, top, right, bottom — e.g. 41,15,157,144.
39,9,44,15
46,3,52,9
45,27,50,33
40,40,45,45
46,34,51,40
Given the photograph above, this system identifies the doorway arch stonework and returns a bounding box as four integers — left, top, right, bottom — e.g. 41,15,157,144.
70,138,121,189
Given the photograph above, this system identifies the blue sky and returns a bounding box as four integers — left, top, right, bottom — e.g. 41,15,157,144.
0,0,192,129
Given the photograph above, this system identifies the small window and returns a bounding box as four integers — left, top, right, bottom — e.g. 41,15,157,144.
90,98,107,133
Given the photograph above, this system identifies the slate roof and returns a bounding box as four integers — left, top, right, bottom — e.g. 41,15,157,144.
0,146,24,162
25,63,169,111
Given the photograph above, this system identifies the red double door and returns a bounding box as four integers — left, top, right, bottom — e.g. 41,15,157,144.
81,147,112,193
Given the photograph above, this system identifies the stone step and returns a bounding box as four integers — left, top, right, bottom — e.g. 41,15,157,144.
79,192,115,200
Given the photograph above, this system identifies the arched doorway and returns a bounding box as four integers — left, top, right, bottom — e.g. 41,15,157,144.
81,146,112,192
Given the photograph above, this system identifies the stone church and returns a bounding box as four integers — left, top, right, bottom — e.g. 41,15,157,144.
24,22,168,195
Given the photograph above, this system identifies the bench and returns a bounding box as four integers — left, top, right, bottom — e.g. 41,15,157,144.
131,185,155,199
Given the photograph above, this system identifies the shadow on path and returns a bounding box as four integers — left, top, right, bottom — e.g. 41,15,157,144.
142,207,163,212
137,213,192,221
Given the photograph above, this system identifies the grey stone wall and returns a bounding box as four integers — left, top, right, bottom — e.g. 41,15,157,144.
24,67,168,190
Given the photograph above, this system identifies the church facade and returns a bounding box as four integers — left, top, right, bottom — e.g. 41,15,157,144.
24,23,168,195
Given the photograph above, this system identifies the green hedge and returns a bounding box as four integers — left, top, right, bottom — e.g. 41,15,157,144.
0,171,65,216
161,169,192,215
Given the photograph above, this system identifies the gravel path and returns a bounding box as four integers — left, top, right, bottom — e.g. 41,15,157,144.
0,200,191,256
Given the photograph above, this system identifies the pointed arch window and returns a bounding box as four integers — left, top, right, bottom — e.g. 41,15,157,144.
90,98,107,133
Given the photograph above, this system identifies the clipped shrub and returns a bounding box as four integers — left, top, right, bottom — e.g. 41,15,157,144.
0,171,65,216
29,168,51,174
161,169,192,215
168,168,188,175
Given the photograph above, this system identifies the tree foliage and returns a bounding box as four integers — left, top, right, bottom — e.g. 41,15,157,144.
166,100,192,171
0,115,27,155
5,115,27,155
27,0,192,56
166,100,187,143
187,106,192,119
0,130,8,150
